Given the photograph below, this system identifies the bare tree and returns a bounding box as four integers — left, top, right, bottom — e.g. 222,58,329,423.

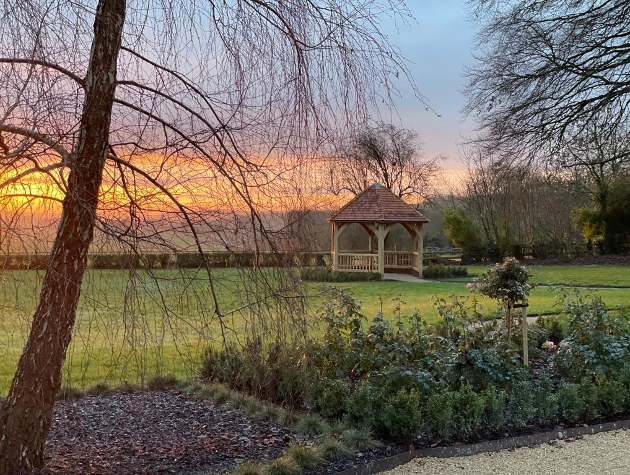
327,122,442,200
0,0,419,470
464,0,630,163
452,146,583,260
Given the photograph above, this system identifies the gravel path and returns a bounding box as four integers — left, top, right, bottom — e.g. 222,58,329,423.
381,429,630,475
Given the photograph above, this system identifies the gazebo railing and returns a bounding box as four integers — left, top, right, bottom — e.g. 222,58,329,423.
384,251,414,268
336,253,378,272
336,251,417,272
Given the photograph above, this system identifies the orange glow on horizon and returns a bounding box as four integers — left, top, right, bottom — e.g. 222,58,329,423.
1,154,467,218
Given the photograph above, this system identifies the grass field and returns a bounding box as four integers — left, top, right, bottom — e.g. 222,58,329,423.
327,279,630,320
0,263,629,394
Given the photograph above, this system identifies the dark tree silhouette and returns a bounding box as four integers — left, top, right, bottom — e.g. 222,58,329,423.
328,122,441,200
464,0,630,163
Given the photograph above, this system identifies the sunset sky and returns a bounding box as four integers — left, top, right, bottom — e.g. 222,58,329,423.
0,1,475,231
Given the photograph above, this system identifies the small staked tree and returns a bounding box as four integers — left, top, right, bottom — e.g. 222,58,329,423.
0,0,421,471
474,257,531,340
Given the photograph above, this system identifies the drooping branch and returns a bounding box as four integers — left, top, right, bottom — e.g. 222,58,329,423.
0,124,71,162
0,58,85,87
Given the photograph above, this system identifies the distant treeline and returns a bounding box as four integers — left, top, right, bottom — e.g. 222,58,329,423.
0,252,328,270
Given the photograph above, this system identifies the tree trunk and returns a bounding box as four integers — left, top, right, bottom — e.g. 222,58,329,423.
0,1,126,471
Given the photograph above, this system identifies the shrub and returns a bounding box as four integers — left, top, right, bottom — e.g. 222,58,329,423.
506,380,535,428
426,385,507,442
426,391,454,440
479,386,506,436
300,267,381,282
596,379,626,418
201,344,244,384
554,291,630,381
450,385,485,440
541,317,566,344
532,372,558,424
201,340,321,409
378,389,422,444
423,265,468,279
344,384,378,430
285,443,324,470
578,379,600,421
557,382,584,424
473,257,532,306
317,380,350,420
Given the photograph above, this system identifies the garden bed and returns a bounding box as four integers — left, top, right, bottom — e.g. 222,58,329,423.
33,389,406,475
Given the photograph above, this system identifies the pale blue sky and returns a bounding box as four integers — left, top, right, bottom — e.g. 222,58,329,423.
382,1,476,167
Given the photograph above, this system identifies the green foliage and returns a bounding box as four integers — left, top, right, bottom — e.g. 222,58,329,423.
479,386,506,435
596,379,626,418
340,428,381,450
433,296,526,391
264,458,301,475
553,290,630,381
449,385,485,440
296,414,327,436
378,389,422,444
343,384,421,443
423,265,468,279
200,286,630,446
443,209,481,249
532,373,558,424
575,175,630,254
299,267,381,282
537,316,566,344
506,380,535,428
285,443,325,470
425,385,506,442
201,340,320,409
316,438,353,461
425,391,454,440
344,384,378,430
557,382,585,424
317,380,350,420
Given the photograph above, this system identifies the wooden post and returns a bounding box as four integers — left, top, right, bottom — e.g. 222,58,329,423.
331,222,337,271
521,297,528,367
376,224,386,277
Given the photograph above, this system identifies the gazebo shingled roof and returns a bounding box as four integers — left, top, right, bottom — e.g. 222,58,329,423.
328,182,429,223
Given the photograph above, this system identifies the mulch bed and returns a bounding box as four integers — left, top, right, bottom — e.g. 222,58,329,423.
35,391,308,474
34,391,405,475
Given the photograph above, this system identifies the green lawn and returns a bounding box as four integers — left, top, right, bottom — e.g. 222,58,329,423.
467,264,630,287
0,264,628,395
326,279,630,320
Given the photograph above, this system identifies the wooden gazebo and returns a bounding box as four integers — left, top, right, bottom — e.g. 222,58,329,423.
328,183,429,278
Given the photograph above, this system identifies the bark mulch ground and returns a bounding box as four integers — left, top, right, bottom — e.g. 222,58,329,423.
34,390,404,475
